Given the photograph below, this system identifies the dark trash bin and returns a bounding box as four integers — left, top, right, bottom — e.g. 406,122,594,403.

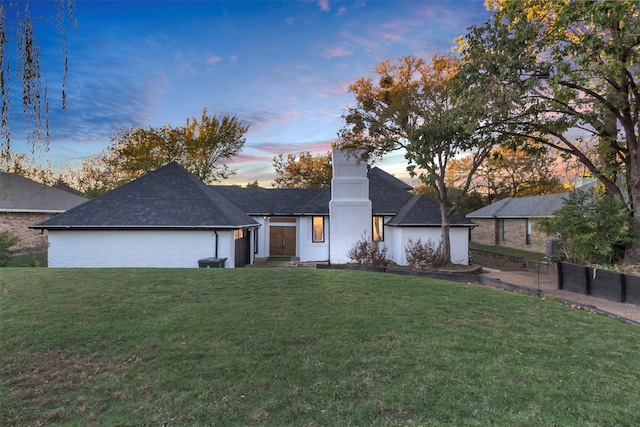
198,257,227,268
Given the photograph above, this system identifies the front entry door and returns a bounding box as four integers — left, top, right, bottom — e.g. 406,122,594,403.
269,226,296,256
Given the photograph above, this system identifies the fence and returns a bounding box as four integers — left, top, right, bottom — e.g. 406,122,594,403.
557,261,640,305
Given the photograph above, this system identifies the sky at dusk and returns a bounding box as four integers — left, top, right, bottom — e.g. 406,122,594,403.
5,0,493,186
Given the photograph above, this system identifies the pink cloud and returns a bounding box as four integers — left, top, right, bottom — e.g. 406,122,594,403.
323,45,353,58
318,0,330,11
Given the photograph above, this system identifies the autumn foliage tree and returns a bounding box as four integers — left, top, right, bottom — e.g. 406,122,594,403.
101,108,248,186
272,151,332,189
340,54,496,263
447,146,568,204
458,0,640,262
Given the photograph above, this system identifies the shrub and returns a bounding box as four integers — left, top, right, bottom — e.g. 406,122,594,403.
540,190,632,265
347,233,389,266
0,231,19,267
405,237,448,270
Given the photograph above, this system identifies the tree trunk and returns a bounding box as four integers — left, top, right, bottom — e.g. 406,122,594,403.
439,201,452,264
624,160,640,264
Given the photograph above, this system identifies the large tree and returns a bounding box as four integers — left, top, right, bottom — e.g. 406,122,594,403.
0,0,76,158
272,151,332,189
449,146,568,202
105,109,248,185
458,0,640,262
340,54,496,263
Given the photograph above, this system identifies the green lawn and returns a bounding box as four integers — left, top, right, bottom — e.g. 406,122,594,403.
2,268,640,426
470,242,547,262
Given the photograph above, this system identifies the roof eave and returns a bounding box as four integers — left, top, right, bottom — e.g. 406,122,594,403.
1,208,66,213
31,224,259,230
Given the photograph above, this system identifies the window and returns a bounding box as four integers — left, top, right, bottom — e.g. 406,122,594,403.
254,228,259,254
373,216,384,242
502,219,507,241
312,216,325,242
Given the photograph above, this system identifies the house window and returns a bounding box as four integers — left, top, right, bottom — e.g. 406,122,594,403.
254,228,259,254
312,216,325,242
502,219,507,241
373,216,384,242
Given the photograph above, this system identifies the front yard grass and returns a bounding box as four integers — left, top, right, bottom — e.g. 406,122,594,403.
470,242,547,262
2,268,640,425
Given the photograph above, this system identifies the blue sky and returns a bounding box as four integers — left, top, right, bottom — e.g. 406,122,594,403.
6,0,492,185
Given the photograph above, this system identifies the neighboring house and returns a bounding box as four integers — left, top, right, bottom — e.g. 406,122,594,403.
466,183,594,253
0,171,87,253
33,148,474,268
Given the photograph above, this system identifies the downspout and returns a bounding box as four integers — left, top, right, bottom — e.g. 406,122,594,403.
214,230,219,258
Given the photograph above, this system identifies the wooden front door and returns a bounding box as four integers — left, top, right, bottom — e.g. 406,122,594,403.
269,226,296,256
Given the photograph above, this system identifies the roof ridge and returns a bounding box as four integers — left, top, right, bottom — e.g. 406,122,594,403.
172,163,257,226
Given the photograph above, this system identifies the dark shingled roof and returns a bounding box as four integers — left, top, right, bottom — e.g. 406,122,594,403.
0,172,87,212
466,192,570,219
368,167,414,215
386,195,474,227
466,183,596,219
213,186,329,215
214,166,418,217
33,162,258,229
34,161,473,230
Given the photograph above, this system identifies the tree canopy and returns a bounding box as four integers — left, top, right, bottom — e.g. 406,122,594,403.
457,0,640,261
340,53,495,262
103,109,248,186
449,146,568,202
272,151,332,189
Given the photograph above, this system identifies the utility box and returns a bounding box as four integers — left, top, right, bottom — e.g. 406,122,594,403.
198,257,227,268
545,239,563,258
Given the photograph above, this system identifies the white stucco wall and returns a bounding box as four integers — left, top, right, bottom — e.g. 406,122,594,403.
47,229,237,268
298,216,329,262
386,226,470,266
329,148,371,264
252,217,268,258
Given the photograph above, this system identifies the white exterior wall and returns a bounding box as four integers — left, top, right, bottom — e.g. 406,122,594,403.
298,216,329,262
47,229,237,268
385,226,470,266
329,149,372,264
252,216,268,258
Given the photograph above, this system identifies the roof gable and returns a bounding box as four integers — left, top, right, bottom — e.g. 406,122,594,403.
35,162,257,229
0,172,87,212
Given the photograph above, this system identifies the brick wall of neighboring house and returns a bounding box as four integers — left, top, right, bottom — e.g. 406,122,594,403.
470,217,548,253
469,218,499,246
0,212,50,253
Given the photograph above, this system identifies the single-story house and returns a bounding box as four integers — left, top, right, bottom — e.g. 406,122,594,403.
466,182,594,253
33,148,474,268
0,171,87,253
